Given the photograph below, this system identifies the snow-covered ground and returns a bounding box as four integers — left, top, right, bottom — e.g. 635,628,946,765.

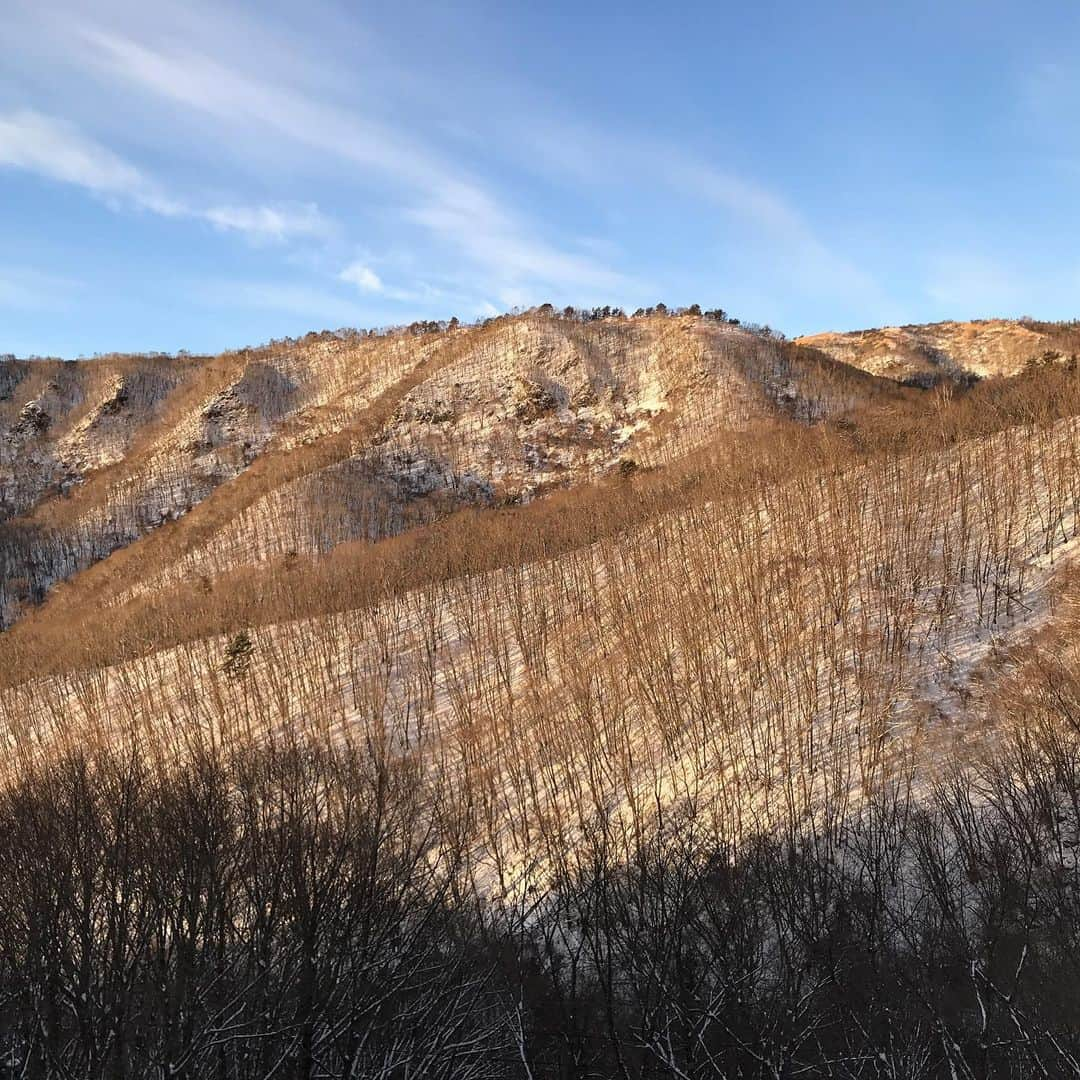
5,412,1077,897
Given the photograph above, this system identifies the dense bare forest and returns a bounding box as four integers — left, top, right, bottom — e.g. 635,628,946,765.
4,307,1080,1077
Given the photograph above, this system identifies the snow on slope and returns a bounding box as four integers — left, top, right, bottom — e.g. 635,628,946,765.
6,413,1078,893
6,311,915,628
106,316,782,598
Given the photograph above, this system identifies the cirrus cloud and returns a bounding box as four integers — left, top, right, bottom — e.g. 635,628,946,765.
0,108,334,243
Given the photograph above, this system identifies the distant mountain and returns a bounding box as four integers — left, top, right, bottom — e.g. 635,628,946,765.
798,317,1080,386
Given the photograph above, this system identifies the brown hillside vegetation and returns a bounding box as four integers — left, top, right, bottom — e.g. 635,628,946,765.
5,309,1080,1076
0,310,907,633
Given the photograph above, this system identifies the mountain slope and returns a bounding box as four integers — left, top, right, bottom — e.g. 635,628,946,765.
4,371,1079,884
0,312,906,629
2,313,1078,862
7,310,1080,1074
798,318,1080,386
6,311,1080,846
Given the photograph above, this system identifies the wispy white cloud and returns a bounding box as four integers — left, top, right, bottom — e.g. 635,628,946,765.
201,202,333,242
339,263,383,293
193,274,499,330
59,20,633,301
668,161,880,300
338,259,483,309
405,181,635,296
77,26,431,182
338,261,427,305
0,108,176,212
0,108,333,243
503,111,883,311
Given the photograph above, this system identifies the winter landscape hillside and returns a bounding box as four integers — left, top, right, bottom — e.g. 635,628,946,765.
4,305,1080,1076
11,0,1080,1070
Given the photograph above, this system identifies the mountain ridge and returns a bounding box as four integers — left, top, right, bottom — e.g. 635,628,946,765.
1,310,909,631
797,316,1080,385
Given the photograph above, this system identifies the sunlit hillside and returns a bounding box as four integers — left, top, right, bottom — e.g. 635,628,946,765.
4,307,1080,1077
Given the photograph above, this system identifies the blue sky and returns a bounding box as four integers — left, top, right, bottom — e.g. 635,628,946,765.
1,0,1078,357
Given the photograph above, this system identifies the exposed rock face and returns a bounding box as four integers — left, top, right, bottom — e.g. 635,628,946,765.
13,400,50,437
797,319,1073,385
